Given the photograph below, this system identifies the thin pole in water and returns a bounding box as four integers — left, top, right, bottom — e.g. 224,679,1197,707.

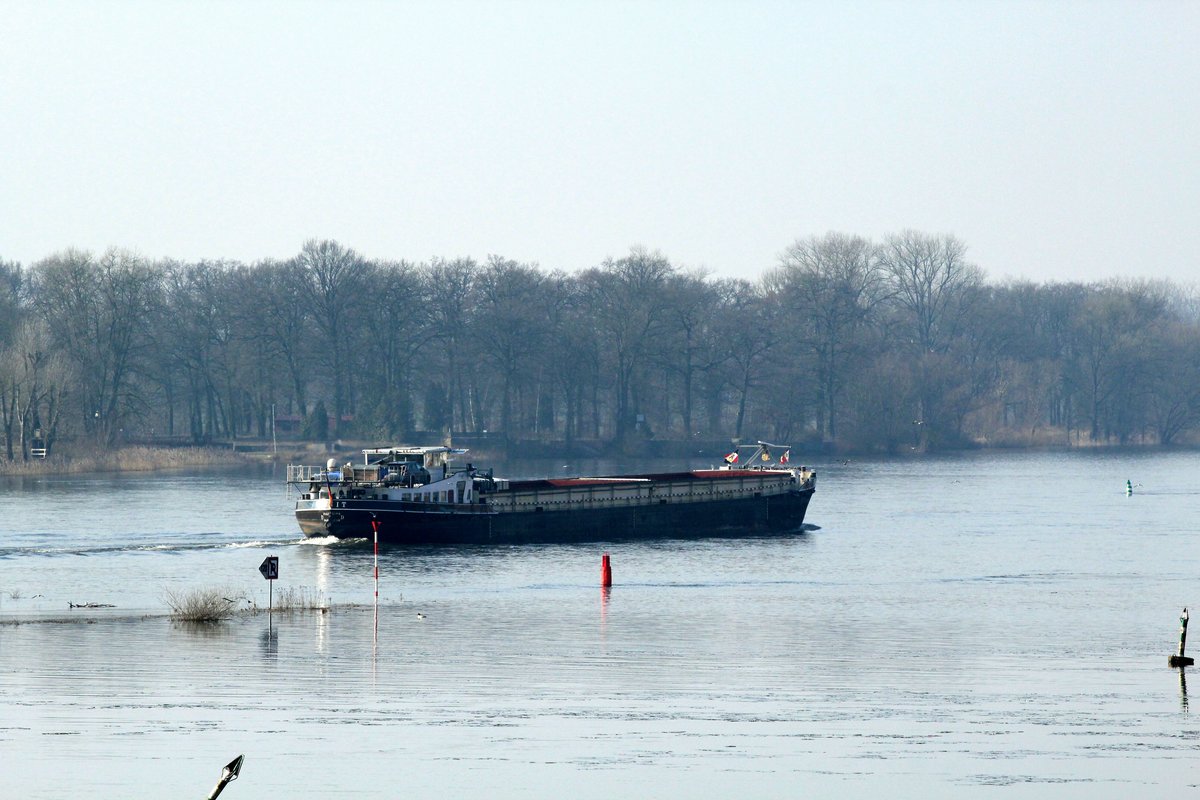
371,515,380,646
259,556,278,636
1171,608,1194,667
371,516,380,601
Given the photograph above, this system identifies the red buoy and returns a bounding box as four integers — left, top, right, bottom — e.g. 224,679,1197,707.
601,553,612,587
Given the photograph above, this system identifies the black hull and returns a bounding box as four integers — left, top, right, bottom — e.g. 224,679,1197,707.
297,488,814,545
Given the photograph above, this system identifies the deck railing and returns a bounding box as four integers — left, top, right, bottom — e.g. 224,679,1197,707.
286,464,326,483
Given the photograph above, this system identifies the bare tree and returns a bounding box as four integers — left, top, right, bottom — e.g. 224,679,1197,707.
658,270,725,437
31,249,160,445
0,318,69,458
1069,280,1169,442
354,260,426,438
545,274,602,445
423,257,479,432
580,247,674,443
771,232,883,442
243,259,314,420
879,231,982,353
293,240,373,436
878,231,983,448
717,279,780,439
475,256,553,439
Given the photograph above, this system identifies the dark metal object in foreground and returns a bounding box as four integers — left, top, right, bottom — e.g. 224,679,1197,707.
1169,608,1194,667
206,754,244,799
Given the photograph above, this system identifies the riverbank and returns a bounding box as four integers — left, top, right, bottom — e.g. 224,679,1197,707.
3,433,1194,478
0,445,246,476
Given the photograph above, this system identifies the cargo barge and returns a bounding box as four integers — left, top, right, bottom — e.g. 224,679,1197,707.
287,442,815,544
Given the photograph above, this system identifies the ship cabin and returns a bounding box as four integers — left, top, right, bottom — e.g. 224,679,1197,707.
289,445,494,510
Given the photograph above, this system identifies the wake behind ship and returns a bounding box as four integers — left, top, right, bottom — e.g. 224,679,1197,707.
287,443,816,545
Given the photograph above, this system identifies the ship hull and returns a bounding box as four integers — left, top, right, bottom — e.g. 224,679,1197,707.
297,487,814,545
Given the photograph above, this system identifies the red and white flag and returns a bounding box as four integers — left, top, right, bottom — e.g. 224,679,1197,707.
779,449,790,465
724,451,739,464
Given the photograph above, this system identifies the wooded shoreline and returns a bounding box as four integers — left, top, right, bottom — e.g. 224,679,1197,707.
1,432,1194,479
4,232,1199,462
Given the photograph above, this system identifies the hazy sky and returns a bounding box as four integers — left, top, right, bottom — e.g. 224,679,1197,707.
2,0,1196,283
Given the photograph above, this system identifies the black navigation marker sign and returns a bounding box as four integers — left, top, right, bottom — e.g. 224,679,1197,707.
259,556,279,580
259,555,279,633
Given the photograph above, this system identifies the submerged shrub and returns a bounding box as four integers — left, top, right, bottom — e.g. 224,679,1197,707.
164,587,245,622
164,584,334,621
269,585,330,612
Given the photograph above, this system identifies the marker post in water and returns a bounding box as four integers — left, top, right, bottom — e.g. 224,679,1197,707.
370,516,380,602
1170,608,1194,667
370,516,380,646
259,556,279,633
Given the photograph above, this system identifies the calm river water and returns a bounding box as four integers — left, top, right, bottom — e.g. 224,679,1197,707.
2,450,1199,798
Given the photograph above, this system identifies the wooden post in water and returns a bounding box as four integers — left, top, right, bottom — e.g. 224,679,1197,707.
1170,608,1194,667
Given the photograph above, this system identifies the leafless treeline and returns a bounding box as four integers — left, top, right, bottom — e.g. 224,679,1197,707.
2,232,1198,459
